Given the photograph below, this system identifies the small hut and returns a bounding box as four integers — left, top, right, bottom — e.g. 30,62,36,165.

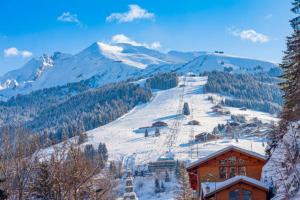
195,132,217,142
152,121,168,127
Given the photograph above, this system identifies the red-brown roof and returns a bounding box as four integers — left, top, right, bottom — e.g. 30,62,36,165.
201,176,269,198
187,145,267,170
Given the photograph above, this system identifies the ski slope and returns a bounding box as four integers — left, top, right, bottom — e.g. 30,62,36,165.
86,76,278,165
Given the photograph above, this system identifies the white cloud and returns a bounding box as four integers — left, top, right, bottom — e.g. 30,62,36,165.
21,50,33,57
111,34,161,50
4,47,32,58
57,12,82,26
4,47,18,57
106,4,154,23
111,34,140,46
229,28,269,43
98,42,123,54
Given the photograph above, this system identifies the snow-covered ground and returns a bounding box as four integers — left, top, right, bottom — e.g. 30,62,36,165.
86,76,278,167
118,173,179,200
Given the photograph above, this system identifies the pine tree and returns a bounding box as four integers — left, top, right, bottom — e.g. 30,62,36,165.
280,0,300,122
155,128,160,137
144,129,149,137
265,2,300,198
154,178,161,193
109,161,117,176
175,160,182,179
183,102,190,115
84,144,96,160
160,182,166,192
97,143,108,162
77,132,87,144
165,170,171,182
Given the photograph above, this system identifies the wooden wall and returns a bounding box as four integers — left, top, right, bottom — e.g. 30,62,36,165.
204,182,267,200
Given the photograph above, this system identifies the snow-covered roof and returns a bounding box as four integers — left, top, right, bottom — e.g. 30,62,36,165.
201,176,269,197
123,192,137,196
187,145,267,170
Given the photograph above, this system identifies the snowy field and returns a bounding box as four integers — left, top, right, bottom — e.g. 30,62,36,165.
86,76,278,166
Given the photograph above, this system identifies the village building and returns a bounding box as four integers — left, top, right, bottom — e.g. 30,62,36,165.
200,176,269,200
148,155,176,172
195,132,219,143
186,145,269,200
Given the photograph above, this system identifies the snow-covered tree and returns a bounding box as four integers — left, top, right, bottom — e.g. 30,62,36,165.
183,102,190,115
98,142,108,162
77,132,87,144
146,72,178,90
203,71,283,114
144,129,149,137
280,0,300,122
165,170,170,182
176,166,193,200
155,128,160,137
160,182,165,193
84,144,96,159
263,1,300,199
154,178,161,193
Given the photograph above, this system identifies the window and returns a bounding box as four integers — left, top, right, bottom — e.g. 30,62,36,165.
229,189,240,200
238,159,245,166
220,159,226,165
242,190,253,200
218,157,246,179
228,156,237,165
238,166,246,176
219,166,226,178
229,167,236,178
229,189,253,200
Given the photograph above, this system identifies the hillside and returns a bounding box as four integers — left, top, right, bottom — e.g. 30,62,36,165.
0,73,180,145
144,52,281,76
203,71,283,114
83,76,278,165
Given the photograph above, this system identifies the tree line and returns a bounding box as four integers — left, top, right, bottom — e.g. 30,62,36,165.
203,71,283,114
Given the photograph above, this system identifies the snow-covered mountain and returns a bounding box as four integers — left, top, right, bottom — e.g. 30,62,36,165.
144,52,280,75
0,41,279,99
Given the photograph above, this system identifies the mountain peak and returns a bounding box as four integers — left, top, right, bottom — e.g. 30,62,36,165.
0,41,280,99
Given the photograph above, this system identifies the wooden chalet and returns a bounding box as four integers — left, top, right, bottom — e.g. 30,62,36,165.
186,145,269,200
200,176,269,200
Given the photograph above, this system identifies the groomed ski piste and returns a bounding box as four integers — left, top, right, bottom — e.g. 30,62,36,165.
86,76,278,166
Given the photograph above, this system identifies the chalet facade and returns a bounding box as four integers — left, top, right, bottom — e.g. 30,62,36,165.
186,145,269,200
200,176,269,200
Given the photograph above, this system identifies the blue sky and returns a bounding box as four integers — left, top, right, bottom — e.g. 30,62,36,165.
0,0,293,75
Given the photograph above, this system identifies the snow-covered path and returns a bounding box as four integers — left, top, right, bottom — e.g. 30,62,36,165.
87,76,278,165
